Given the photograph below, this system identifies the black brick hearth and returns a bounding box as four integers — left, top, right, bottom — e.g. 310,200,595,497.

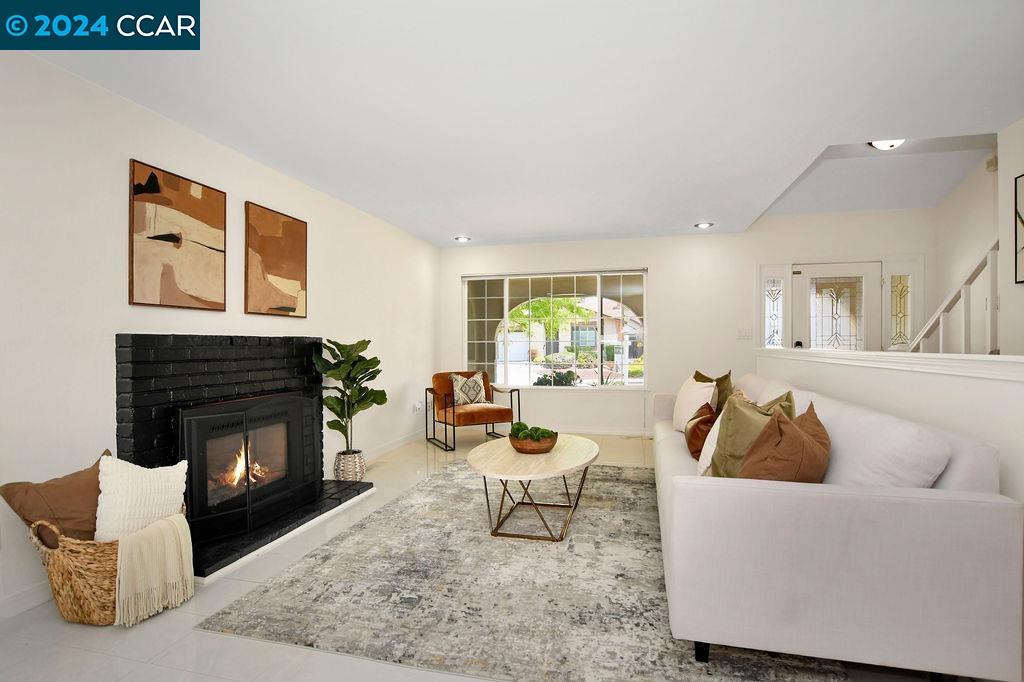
193,480,373,577
115,333,323,469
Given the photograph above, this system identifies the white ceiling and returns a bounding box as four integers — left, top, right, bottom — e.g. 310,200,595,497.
39,1,1024,246
767,134,997,215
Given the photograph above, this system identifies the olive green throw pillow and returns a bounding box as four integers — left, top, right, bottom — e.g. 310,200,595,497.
708,391,795,478
694,370,733,413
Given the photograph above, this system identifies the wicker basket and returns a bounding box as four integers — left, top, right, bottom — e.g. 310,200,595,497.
30,519,117,626
334,449,366,481
28,502,188,626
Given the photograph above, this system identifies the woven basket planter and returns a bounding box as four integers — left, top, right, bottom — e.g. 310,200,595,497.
334,450,366,481
30,519,117,626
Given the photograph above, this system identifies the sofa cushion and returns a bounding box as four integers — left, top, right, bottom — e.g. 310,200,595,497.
930,428,1000,493
755,378,795,405
734,373,768,402
652,420,698,541
709,391,796,478
808,393,952,489
438,402,514,427
672,377,716,431
739,403,830,483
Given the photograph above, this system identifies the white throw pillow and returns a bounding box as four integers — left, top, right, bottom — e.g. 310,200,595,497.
697,417,723,476
95,457,188,542
733,373,768,403
754,378,795,405
672,377,716,432
814,395,952,489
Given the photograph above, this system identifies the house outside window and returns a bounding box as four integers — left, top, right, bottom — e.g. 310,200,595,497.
464,271,646,388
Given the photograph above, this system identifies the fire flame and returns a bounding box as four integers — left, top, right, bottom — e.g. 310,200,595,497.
220,444,270,487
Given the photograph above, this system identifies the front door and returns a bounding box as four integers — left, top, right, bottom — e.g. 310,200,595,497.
791,262,883,351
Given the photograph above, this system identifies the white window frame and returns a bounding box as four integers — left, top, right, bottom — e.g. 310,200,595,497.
757,255,924,351
462,269,648,390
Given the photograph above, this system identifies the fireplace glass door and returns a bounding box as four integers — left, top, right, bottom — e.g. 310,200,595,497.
205,422,289,509
180,393,315,543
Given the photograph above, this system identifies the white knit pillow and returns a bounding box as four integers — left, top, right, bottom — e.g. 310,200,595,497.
95,457,188,542
671,377,716,432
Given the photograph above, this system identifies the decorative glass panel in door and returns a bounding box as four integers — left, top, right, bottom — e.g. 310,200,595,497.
791,262,882,351
809,277,863,350
889,274,911,348
764,277,784,348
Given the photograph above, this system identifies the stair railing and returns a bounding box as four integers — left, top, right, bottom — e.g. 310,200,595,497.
905,237,999,354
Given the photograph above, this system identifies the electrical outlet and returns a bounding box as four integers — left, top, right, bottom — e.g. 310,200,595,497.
413,400,423,413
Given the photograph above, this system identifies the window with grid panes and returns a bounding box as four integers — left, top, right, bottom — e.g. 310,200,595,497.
464,271,645,388
465,278,503,380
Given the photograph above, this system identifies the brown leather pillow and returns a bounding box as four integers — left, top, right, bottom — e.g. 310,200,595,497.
738,403,830,483
684,403,716,459
0,452,106,548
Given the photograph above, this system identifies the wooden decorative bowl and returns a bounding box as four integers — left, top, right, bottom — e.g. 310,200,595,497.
509,433,558,454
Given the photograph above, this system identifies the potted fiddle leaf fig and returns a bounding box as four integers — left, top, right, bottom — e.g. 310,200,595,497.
313,339,388,480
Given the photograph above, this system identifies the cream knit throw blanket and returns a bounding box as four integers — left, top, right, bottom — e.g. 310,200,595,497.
114,513,194,627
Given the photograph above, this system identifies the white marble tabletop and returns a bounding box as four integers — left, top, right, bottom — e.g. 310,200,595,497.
466,434,599,481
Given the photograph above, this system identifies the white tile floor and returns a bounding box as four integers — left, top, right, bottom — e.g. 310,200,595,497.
0,430,928,681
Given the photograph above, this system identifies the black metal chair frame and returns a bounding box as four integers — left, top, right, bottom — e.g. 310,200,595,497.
425,385,521,452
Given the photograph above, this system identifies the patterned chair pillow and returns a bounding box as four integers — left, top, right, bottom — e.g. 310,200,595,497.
451,372,488,406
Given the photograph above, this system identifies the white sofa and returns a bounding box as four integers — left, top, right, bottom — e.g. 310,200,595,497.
652,373,1024,681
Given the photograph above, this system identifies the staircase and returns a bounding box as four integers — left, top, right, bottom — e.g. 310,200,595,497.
906,237,999,354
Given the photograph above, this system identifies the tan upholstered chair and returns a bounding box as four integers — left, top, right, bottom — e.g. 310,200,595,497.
425,371,520,451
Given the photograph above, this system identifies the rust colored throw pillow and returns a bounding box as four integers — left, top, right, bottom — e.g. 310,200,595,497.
739,403,831,483
0,452,106,548
684,403,716,459
708,391,796,478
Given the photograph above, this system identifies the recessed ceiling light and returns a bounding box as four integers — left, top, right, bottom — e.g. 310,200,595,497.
694,222,714,230
453,235,471,243
869,139,906,151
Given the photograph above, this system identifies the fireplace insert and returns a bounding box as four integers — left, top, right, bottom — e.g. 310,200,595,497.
180,392,320,544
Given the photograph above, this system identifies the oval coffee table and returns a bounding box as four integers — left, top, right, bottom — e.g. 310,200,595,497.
466,434,599,542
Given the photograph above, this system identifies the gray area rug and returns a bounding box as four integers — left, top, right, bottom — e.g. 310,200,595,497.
201,462,846,680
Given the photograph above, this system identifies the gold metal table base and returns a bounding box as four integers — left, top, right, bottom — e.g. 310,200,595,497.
481,467,589,542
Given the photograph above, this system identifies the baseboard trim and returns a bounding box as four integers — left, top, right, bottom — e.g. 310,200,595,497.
551,426,651,438
0,580,52,619
365,429,422,463
326,429,422,473
367,427,653,445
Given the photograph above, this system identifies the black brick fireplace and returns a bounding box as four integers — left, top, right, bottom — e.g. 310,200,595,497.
115,334,372,576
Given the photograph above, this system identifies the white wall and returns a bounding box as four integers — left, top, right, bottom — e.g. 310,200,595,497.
438,210,942,435
999,116,1024,355
755,351,1024,501
927,159,998,353
0,55,439,614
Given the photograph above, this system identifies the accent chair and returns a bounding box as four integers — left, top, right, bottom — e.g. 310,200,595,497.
425,371,520,451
